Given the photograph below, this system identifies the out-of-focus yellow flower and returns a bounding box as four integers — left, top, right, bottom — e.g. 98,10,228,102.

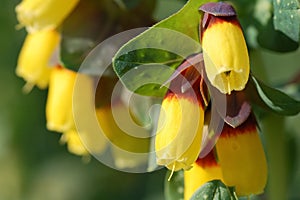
16,0,79,32
200,2,250,94
184,150,223,200
216,114,267,196
61,128,88,156
96,103,150,169
155,67,205,172
16,30,60,91
47,67,107,156
46,66,76,132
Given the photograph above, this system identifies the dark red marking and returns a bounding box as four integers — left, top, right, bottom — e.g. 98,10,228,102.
219,114,257,138
195,149,219,168
199,2,236,17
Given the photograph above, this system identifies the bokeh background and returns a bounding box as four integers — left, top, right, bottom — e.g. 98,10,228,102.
1,0,300,199
0,0,169,199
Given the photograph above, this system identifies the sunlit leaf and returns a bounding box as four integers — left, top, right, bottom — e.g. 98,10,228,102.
113,0,215,96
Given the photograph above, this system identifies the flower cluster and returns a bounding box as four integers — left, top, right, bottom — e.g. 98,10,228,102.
15,0,300,199
155,2,267,198
15,0,152,169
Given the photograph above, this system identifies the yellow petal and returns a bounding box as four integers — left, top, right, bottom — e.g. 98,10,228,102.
216,115,267,196
16,30,60,91
96,103,150,169
46,67,76,132
72,74,108,155
96,104,150,154
202,18,250,94
184,151,223,200
155,93,204,171
16,0,79,32
61,129,88,156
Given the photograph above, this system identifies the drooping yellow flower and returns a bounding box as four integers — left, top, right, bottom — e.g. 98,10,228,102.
216,114,268,196
16,30,60,91
47,67,107,156
155,67,205,171
16,0,79,32
200,2,250,94
96,103,150,169
184,149,223,200
46,66,76,132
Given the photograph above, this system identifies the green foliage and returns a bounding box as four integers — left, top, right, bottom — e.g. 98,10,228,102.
113,0,215,96
248,76,300,115
165,170,184,200
190,180,238,200
273,0,300,42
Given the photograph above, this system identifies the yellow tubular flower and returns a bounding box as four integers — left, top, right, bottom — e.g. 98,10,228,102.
72,74,108,156
200,2,250,94
184,150,223,200
216,114,268,196
16,0,79,32
46,66,76,132
61,129,88,156
16,30,60,91
155,67,205,171
96,103,150,169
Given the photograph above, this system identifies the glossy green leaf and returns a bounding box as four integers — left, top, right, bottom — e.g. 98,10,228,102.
190,180,237,200
249,76,300,115
165,170,184,200
273,0,300,42
113,0,215,96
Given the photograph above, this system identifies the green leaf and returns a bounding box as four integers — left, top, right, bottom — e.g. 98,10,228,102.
248,76,300,115
273,0,300,42
113,0,215,96
190,180,238,200
165,170,184,200
257,19,299,52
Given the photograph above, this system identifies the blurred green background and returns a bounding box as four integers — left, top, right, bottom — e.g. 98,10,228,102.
0,0,167,199
1,0,300,199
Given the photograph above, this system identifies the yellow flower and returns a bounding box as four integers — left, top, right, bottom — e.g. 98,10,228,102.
184,150,223,200
46,66,76,132
16,0,79,32
96,103,150,169
61,128,88,156
47,67,107,156
16,30,60,91
215,114,268,196
155,67,205,171
200,2,250,94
